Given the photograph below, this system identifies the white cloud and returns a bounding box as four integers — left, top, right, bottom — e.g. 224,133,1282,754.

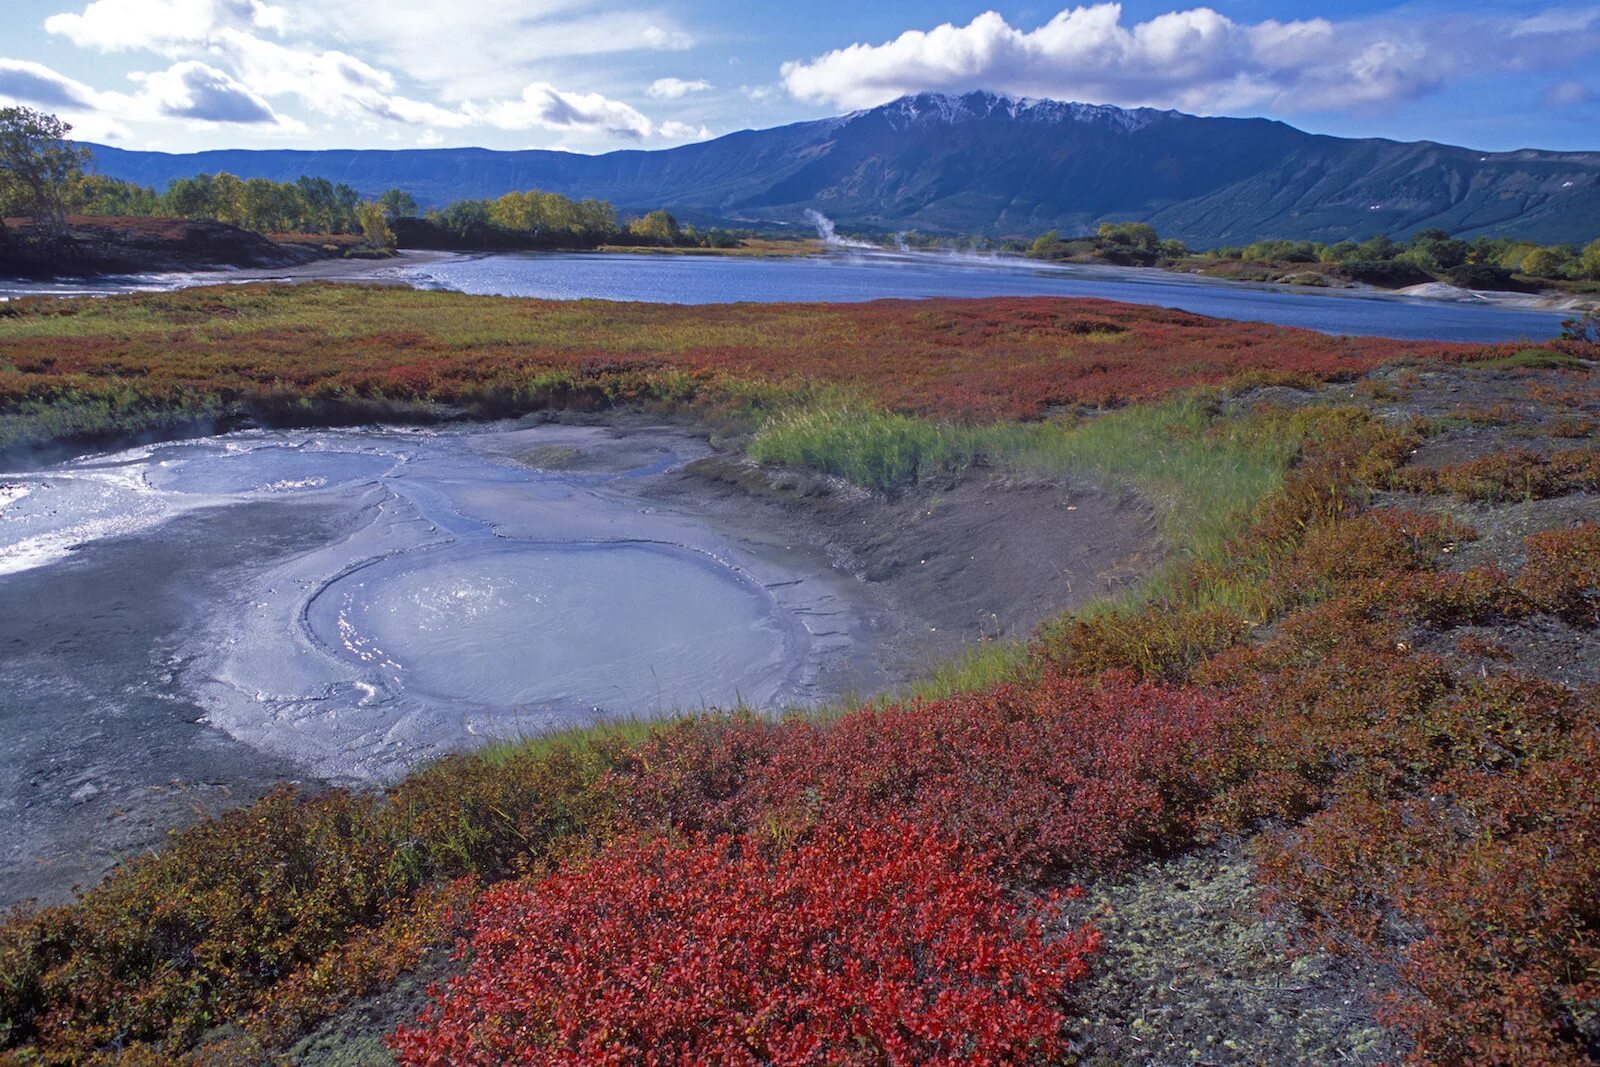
210,29,472,127
44,0,285,53
643,24,693,50
0,58,101,109
34,0,708,148
484,83,661,139
657,119,712,141
0,54,301,140
131,59,283,124
293,1,695,100
780,3,1600,115
647,76,710,100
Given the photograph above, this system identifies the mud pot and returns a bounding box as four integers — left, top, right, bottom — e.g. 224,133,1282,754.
0,419,1159,904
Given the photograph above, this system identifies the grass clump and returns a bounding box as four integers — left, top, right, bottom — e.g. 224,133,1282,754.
746,400,1009,490
1466,348,1587,370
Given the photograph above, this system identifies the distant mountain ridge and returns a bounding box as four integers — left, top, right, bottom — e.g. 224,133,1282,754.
86,91,1600,246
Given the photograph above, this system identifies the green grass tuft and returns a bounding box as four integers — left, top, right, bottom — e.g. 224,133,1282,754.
1467,348,1587,370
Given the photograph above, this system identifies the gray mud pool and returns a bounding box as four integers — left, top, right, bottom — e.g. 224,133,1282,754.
0,423,883,902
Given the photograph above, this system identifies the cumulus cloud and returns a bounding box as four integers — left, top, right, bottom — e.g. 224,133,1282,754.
131,59,279,123
647,76,710,100
45,0,285,52
0,54,300,140
0,59,100,108
780,3,1600,115
208,29,472,127
483,83,704,140
293,1,695,100
32,0,705,147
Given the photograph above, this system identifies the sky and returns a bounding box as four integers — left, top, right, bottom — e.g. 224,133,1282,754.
1,1,1598,156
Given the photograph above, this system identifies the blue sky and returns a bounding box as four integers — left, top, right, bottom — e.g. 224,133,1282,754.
2,1,1597,154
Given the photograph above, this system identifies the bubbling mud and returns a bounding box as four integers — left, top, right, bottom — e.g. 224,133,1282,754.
0,424,881,781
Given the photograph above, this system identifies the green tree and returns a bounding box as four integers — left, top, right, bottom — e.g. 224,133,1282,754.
432,200,494,244
1030,229,1061,255
1520,246,1572,277
573,198,617,238
379,188,418,222
628,209,680,243
77,174,159,216
1096,221,1159,251
0,107,90,242
1579,239,1600,280
1358,234,1396,260
356,201,396,249
162,173,219,218
1402,232,1468,271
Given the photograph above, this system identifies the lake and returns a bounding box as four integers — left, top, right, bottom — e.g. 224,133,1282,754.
400,249,1574,343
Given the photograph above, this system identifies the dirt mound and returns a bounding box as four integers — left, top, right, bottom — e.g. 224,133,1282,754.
0,215,337,277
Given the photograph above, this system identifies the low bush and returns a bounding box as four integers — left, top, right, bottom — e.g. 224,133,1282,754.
1444,262,1516,291
1340,259,1433,287
1518,522,1600,625
1259,725,1600,1066
1391,447,1600,502
608,675,1233,881
391,824,1097,1066
0,731,628,1061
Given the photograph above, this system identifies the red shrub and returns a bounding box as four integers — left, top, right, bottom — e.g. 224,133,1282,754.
1259,724,1600,1067
609,674,1233,880
391,824,1096,1066
1518,522,1600,626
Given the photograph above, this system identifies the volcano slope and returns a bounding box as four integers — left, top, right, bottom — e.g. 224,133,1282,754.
0,285,1595,1065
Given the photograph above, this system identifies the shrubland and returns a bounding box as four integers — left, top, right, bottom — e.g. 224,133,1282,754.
0,286,1595,1064
1027,221,1600,292
0,283,1504,458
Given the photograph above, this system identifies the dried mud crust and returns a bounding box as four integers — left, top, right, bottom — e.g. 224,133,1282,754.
1063,843,1403,1066
647,455,1164,674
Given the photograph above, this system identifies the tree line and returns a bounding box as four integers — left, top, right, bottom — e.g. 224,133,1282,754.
2,106,741,255
415,196,740,251
1030,220,1600,287
1,106,395,249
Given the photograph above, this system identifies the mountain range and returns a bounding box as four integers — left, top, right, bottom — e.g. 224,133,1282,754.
86,91,1600,247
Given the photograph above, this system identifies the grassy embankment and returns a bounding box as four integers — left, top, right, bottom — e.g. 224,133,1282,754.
0,284,1596,1064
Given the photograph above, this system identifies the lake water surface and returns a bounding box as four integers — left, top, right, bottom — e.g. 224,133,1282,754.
402,250,1572,343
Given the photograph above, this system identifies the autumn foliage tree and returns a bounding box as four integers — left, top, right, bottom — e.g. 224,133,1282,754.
0,107,89,243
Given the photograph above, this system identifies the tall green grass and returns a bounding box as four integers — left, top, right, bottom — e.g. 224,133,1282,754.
749,394,1302,575
747,393,1312,701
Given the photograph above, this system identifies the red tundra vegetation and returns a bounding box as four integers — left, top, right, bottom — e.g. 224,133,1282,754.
0,282,1523,441
392,824,1096,1066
